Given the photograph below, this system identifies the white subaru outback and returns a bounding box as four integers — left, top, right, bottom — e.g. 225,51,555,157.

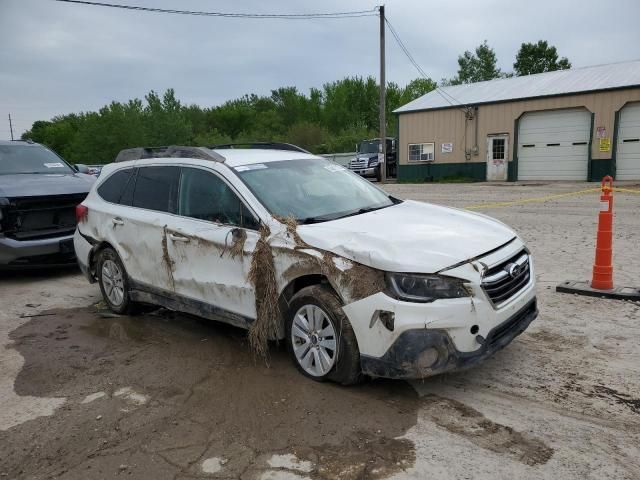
74,144,537,384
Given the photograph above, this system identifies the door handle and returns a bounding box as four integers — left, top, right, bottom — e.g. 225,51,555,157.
112,217,124,226
168,233,190,243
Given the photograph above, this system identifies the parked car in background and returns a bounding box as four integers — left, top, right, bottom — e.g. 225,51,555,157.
75,143,536,384
86,165,103,177
0,140,95,268
348,137,397,180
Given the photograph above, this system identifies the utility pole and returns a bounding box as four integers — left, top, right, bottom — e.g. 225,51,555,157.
378,5,386,183
8,113,14,141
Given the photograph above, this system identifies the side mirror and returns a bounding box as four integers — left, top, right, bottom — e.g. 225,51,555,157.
75,164,90,174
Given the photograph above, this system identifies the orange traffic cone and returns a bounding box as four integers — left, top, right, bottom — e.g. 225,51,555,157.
557,175,639,301
591,176,614,290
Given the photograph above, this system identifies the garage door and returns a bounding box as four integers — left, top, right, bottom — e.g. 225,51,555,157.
616,103,640,180
518,109,591,180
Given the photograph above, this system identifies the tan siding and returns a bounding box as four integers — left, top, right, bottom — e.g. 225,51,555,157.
399,88,640,165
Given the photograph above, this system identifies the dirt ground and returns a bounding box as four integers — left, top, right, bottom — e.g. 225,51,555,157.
1,181,639,480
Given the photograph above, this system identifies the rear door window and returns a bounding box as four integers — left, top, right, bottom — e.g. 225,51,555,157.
119,168,137,206
97,168,135,204
132,166,179,213
178,167,259,229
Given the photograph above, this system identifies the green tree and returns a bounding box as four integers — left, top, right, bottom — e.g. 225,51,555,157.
450,41,502,84
144,89,191,146
22,76,450,162
285,122,326,151
399,77,437,105
514,40,571,76
322,76,379,134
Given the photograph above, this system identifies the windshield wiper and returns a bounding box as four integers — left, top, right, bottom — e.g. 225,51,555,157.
298,215,334,225
332,204,392,220
299,204,392,225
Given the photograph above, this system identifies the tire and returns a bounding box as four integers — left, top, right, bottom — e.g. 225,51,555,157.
285,285,363,385
375,164,382,182
96,247,138,315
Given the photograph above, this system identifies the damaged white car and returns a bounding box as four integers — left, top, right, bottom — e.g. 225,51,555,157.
74,143,537,384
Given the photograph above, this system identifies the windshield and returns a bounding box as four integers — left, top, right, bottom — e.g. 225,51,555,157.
358,140,380,154
0,145,74,175
235,159,395,222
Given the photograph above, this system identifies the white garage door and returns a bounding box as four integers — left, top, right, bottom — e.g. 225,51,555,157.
518,109,591,180
616,103,640,180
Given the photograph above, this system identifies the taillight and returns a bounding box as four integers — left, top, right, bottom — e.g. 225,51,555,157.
76,204,89,223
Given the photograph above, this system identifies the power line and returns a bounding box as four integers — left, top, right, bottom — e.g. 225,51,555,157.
53,1,379,19
385,17,468,110
384,18,427,78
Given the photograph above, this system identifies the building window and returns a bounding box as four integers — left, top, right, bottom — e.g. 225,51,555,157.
408,143,435,162
492,138,505,160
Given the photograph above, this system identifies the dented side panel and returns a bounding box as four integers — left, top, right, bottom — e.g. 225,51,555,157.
165,216,259,320
80,191,176,292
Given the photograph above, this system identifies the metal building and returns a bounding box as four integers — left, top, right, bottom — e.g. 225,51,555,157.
394,60,640,182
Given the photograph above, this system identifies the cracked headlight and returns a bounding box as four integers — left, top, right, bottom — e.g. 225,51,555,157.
386,273,469,303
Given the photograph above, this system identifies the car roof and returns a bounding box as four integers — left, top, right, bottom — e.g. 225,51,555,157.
111,148,322,170
0,140,42,147
211,148,321,167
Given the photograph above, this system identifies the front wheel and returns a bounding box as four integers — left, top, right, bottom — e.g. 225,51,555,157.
285,285,363,385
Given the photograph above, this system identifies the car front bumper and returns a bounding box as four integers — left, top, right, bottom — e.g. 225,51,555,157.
360,298,537,379
341,239,537,379
350,167,377,177
0,233,77,268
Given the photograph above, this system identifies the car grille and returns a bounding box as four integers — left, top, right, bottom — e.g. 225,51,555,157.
481,250,531,306
349,158,367,169
2,193,86,241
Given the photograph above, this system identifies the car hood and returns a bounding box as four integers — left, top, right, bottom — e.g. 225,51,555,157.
297,200,516,273
0,173,95,198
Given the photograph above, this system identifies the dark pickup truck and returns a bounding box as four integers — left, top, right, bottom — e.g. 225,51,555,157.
0,140,95,268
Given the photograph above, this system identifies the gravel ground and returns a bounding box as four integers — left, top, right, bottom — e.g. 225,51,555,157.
1,181,639,480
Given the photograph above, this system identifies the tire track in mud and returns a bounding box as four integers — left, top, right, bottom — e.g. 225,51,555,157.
1,307,554,479
420,395,554,466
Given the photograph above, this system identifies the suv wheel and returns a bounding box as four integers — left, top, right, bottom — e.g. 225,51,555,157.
96,247,136,314
285,285,363,385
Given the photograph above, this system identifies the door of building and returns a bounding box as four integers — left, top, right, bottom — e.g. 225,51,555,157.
486,134,509,181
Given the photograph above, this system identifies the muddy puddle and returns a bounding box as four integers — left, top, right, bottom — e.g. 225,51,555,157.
1,306,556,479
4,307,419,479
80,312,150,341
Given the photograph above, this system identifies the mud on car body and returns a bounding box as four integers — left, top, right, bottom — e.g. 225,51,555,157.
74,144,537,384
0,140,95,268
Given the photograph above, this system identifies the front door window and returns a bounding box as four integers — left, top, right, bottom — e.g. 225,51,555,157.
178,168,259,229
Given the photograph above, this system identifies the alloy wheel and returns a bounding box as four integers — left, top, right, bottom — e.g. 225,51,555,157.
102,259,125,307
291,304,337,377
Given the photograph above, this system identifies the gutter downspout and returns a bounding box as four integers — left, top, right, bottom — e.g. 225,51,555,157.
474,106,479,156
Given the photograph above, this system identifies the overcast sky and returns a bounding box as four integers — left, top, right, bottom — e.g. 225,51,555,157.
1,0,639,140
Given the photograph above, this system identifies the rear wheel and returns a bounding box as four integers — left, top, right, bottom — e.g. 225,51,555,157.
285,285,363,385
96,247,137,314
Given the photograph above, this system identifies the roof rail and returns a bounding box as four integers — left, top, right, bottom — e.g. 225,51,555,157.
210,142,310,154
114,146,225,163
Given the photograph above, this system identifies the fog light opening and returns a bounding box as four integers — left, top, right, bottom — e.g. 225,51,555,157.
379,311,395,331
470,325,479,335
369,310,395,331
417,347,439,369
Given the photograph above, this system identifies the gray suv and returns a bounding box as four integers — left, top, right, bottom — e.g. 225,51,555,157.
0,140,95,268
